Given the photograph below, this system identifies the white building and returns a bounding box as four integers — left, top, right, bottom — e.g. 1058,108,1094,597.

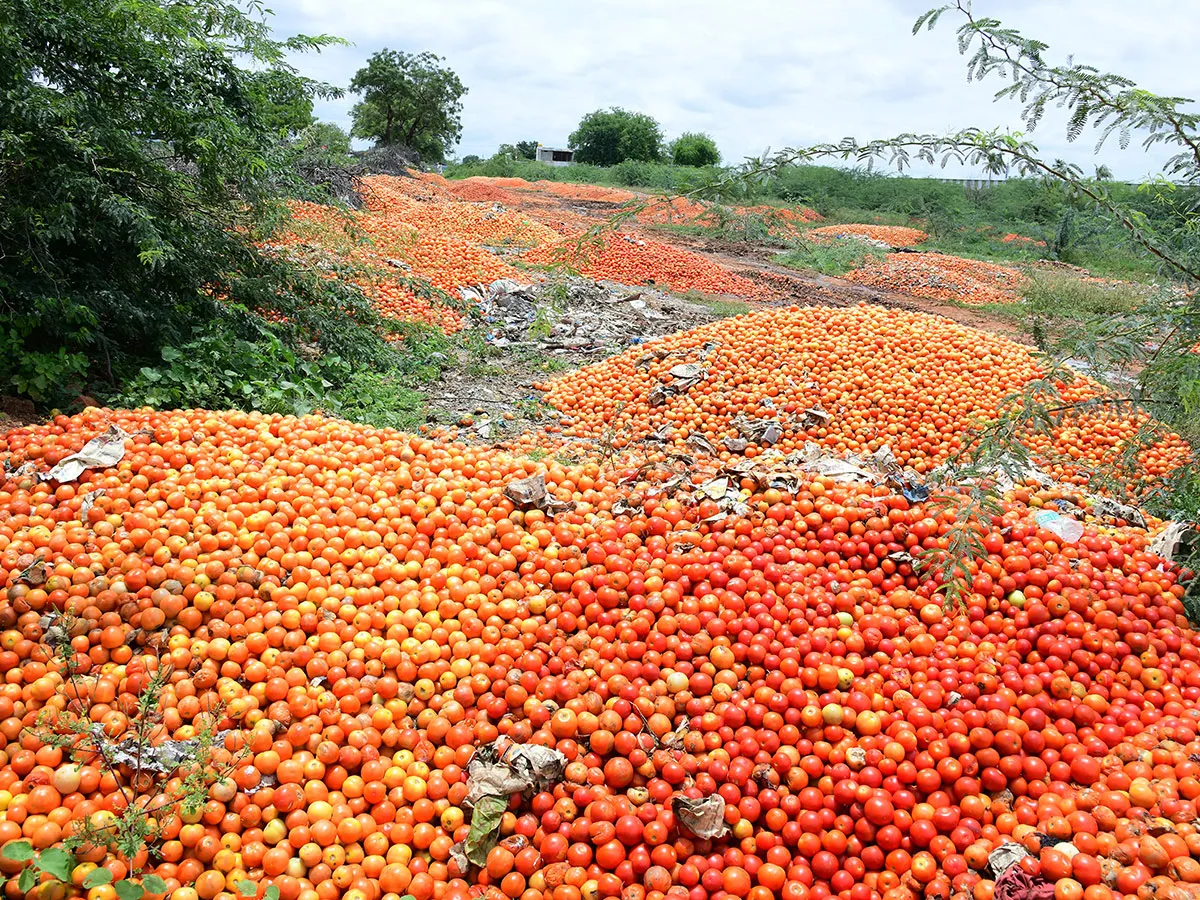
535,146,574,167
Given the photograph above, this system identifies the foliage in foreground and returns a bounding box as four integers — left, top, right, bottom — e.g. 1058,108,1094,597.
0,0,418,409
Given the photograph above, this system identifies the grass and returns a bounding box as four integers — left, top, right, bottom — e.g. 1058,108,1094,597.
774,238,888,277
697,296,753,317
968,269,1148,326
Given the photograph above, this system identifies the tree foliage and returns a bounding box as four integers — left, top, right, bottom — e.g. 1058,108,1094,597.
0,0,396,406
569,108,664,166
496,141,538,160
349,50,467,162
670,132,721,167
245,68,318,136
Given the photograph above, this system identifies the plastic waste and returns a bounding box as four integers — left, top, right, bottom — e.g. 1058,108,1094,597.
1034,510,1084,543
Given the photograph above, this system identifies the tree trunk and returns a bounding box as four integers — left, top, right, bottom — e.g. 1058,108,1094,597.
384,105,393,146
405,115,423,147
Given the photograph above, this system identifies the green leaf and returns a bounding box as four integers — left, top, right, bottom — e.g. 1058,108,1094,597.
142,875,168,894
264,886,281,900
1,842,33,862
237,881,257,898
115,880,146,900
85,869,115,888
37,847,73,882
18,868,36,893
463,793,508,866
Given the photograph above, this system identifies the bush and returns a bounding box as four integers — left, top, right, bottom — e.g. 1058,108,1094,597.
670,133,721,167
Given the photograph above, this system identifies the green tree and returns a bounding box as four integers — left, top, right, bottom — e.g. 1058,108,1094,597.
670,132,721,167
496,141,536,160
299,121,354,164
349,50,467,162
569,108,664,166
245,68,318,136
0,0,395,406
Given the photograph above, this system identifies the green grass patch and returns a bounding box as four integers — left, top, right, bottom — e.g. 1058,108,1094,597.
774,239,888,277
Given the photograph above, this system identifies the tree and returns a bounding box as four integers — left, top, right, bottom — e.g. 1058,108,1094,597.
245,68,317,135
497,141,537,160
0,0,396,406
569,108,664,166
461,154,483,165
349,50,466,163
670,132,721,167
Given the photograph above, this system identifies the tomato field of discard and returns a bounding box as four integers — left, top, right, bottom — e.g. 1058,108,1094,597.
0,167,1197,900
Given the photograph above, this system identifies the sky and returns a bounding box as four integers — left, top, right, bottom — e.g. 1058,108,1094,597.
274,0,1199,180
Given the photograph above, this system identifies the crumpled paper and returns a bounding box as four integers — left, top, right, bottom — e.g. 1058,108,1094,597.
672,794,728,838
43,426,129,483
453,739,566,868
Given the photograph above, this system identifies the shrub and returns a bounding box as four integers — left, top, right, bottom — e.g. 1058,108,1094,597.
670,132,721,167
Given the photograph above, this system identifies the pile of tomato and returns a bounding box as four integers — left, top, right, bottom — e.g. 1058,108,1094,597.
539,305,1188,482
0,333,1196,900
841,255,1023,306
806,226,927,249
522,234,770,299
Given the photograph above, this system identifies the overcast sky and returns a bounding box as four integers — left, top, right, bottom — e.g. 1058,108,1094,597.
275,1,1198,180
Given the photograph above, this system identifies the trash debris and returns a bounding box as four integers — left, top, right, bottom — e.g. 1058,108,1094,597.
100,725,235,774
685,433,719,456
1149,521,1195,566
15,557,46,586
672,794,729,839
732,415,784,447
798,406,832,428
504,474,573,513
78,489,105,523
987,840,1032,878
42,426,129,483
1034,510,1085,544
669,363,705,380
455,739,567,867
1090,497,1147,527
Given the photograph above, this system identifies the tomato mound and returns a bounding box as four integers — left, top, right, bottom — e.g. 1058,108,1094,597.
523,234,770,299
841,255,1024,306
807,226,928,248
539,304,1187,482
0,400,1196,900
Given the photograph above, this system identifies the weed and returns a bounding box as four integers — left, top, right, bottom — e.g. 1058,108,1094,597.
774,238,888,276
690,294,752,317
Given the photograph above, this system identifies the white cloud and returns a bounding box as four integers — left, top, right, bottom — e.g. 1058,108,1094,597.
275,0,1198,180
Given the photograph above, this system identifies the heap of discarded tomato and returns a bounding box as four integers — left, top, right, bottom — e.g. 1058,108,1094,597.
841,255,1023,306
523,234,769,299
807,226,927,248
540,305,1188,483
0,398,1195,900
